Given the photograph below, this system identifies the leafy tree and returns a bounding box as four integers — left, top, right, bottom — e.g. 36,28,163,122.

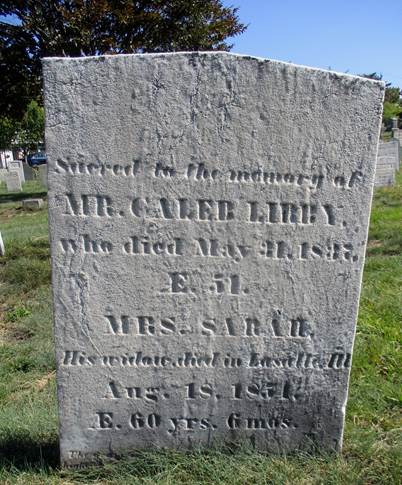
384,87,401,104
359,73,401,125
0,116,16,150
0,0,246,120
383,101,402,124
0,20,41,120
0,115,17,163
15,100,45,155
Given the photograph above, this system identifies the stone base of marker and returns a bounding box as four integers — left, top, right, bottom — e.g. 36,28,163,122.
22,198,44,210
5,171,22,192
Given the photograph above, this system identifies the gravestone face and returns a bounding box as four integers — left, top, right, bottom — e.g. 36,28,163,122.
23,163,35,181
38,165,48,188
377,140,400,170
375,140,400,186
8,160,25,183
5,171,22,192
0,168,8,182
43,53,384,467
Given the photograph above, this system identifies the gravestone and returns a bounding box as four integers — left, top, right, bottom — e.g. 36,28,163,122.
23,163,35,181
8,159,25,183
38,164,48,188
375,159,396,187
375,139,400,186
0,168,7,183
377,139,400,171
22,198,44,210
0,232,4,257
43,53,384,467
5,171,22,192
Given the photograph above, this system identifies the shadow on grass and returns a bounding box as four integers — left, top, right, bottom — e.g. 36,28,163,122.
0,436,59,471
0,191,47,203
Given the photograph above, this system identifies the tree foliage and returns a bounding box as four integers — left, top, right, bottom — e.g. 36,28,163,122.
17,100,45,153
0,0,246,120
0,101,44,153
359,72,401,125
0,115,16,151
383,101,402,124
384,87,401,104
0,20,41,120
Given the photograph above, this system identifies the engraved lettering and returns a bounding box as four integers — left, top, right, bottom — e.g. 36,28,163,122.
64,194,113,217
95,412,113,429
168,272,189,293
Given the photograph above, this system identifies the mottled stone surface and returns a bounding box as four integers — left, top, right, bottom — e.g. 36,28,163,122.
38,165,48,188
43,53,384,467
0,169,7,182
378,139,400,170
22,198,44,210
5,171,22,192
23,163,35,181
9,160,25,183
375,139,400,186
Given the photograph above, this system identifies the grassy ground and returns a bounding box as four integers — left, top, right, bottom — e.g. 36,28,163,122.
0,176,401,484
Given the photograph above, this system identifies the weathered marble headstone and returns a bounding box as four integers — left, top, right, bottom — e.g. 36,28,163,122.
38,164,48,188
23,163,35,181
377,139,400,170
0,168,7,183
375,139,400,186
5,171,22,192
9,159,25,183
43,53,384,467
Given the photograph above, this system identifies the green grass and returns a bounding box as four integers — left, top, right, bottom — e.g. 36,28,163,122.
0,176,401,484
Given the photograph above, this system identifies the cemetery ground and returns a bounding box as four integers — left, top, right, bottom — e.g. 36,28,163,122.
0,176,401,485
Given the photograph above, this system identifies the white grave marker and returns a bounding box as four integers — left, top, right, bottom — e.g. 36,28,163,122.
5,171,22,192
43,53,384,467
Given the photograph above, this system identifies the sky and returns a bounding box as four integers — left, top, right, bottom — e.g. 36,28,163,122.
2,1,401,87
224,0,402,87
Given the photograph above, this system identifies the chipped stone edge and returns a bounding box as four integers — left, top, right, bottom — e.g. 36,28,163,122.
42,51,385,88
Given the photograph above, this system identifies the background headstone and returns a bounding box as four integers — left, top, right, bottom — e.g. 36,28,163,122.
375,163,396,186
5,171,22,192
38,165,48,188
391,117,402,144
8,159,25,183
0,232,4,257
0,168,8,183
43,53,384,467
377,139,400,170
375,139,401,186
23,163,35,181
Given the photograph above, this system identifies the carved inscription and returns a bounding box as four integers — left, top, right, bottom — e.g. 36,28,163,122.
60,235,360,263
55,158,363,453
52,156,366,461
62,349,351,369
